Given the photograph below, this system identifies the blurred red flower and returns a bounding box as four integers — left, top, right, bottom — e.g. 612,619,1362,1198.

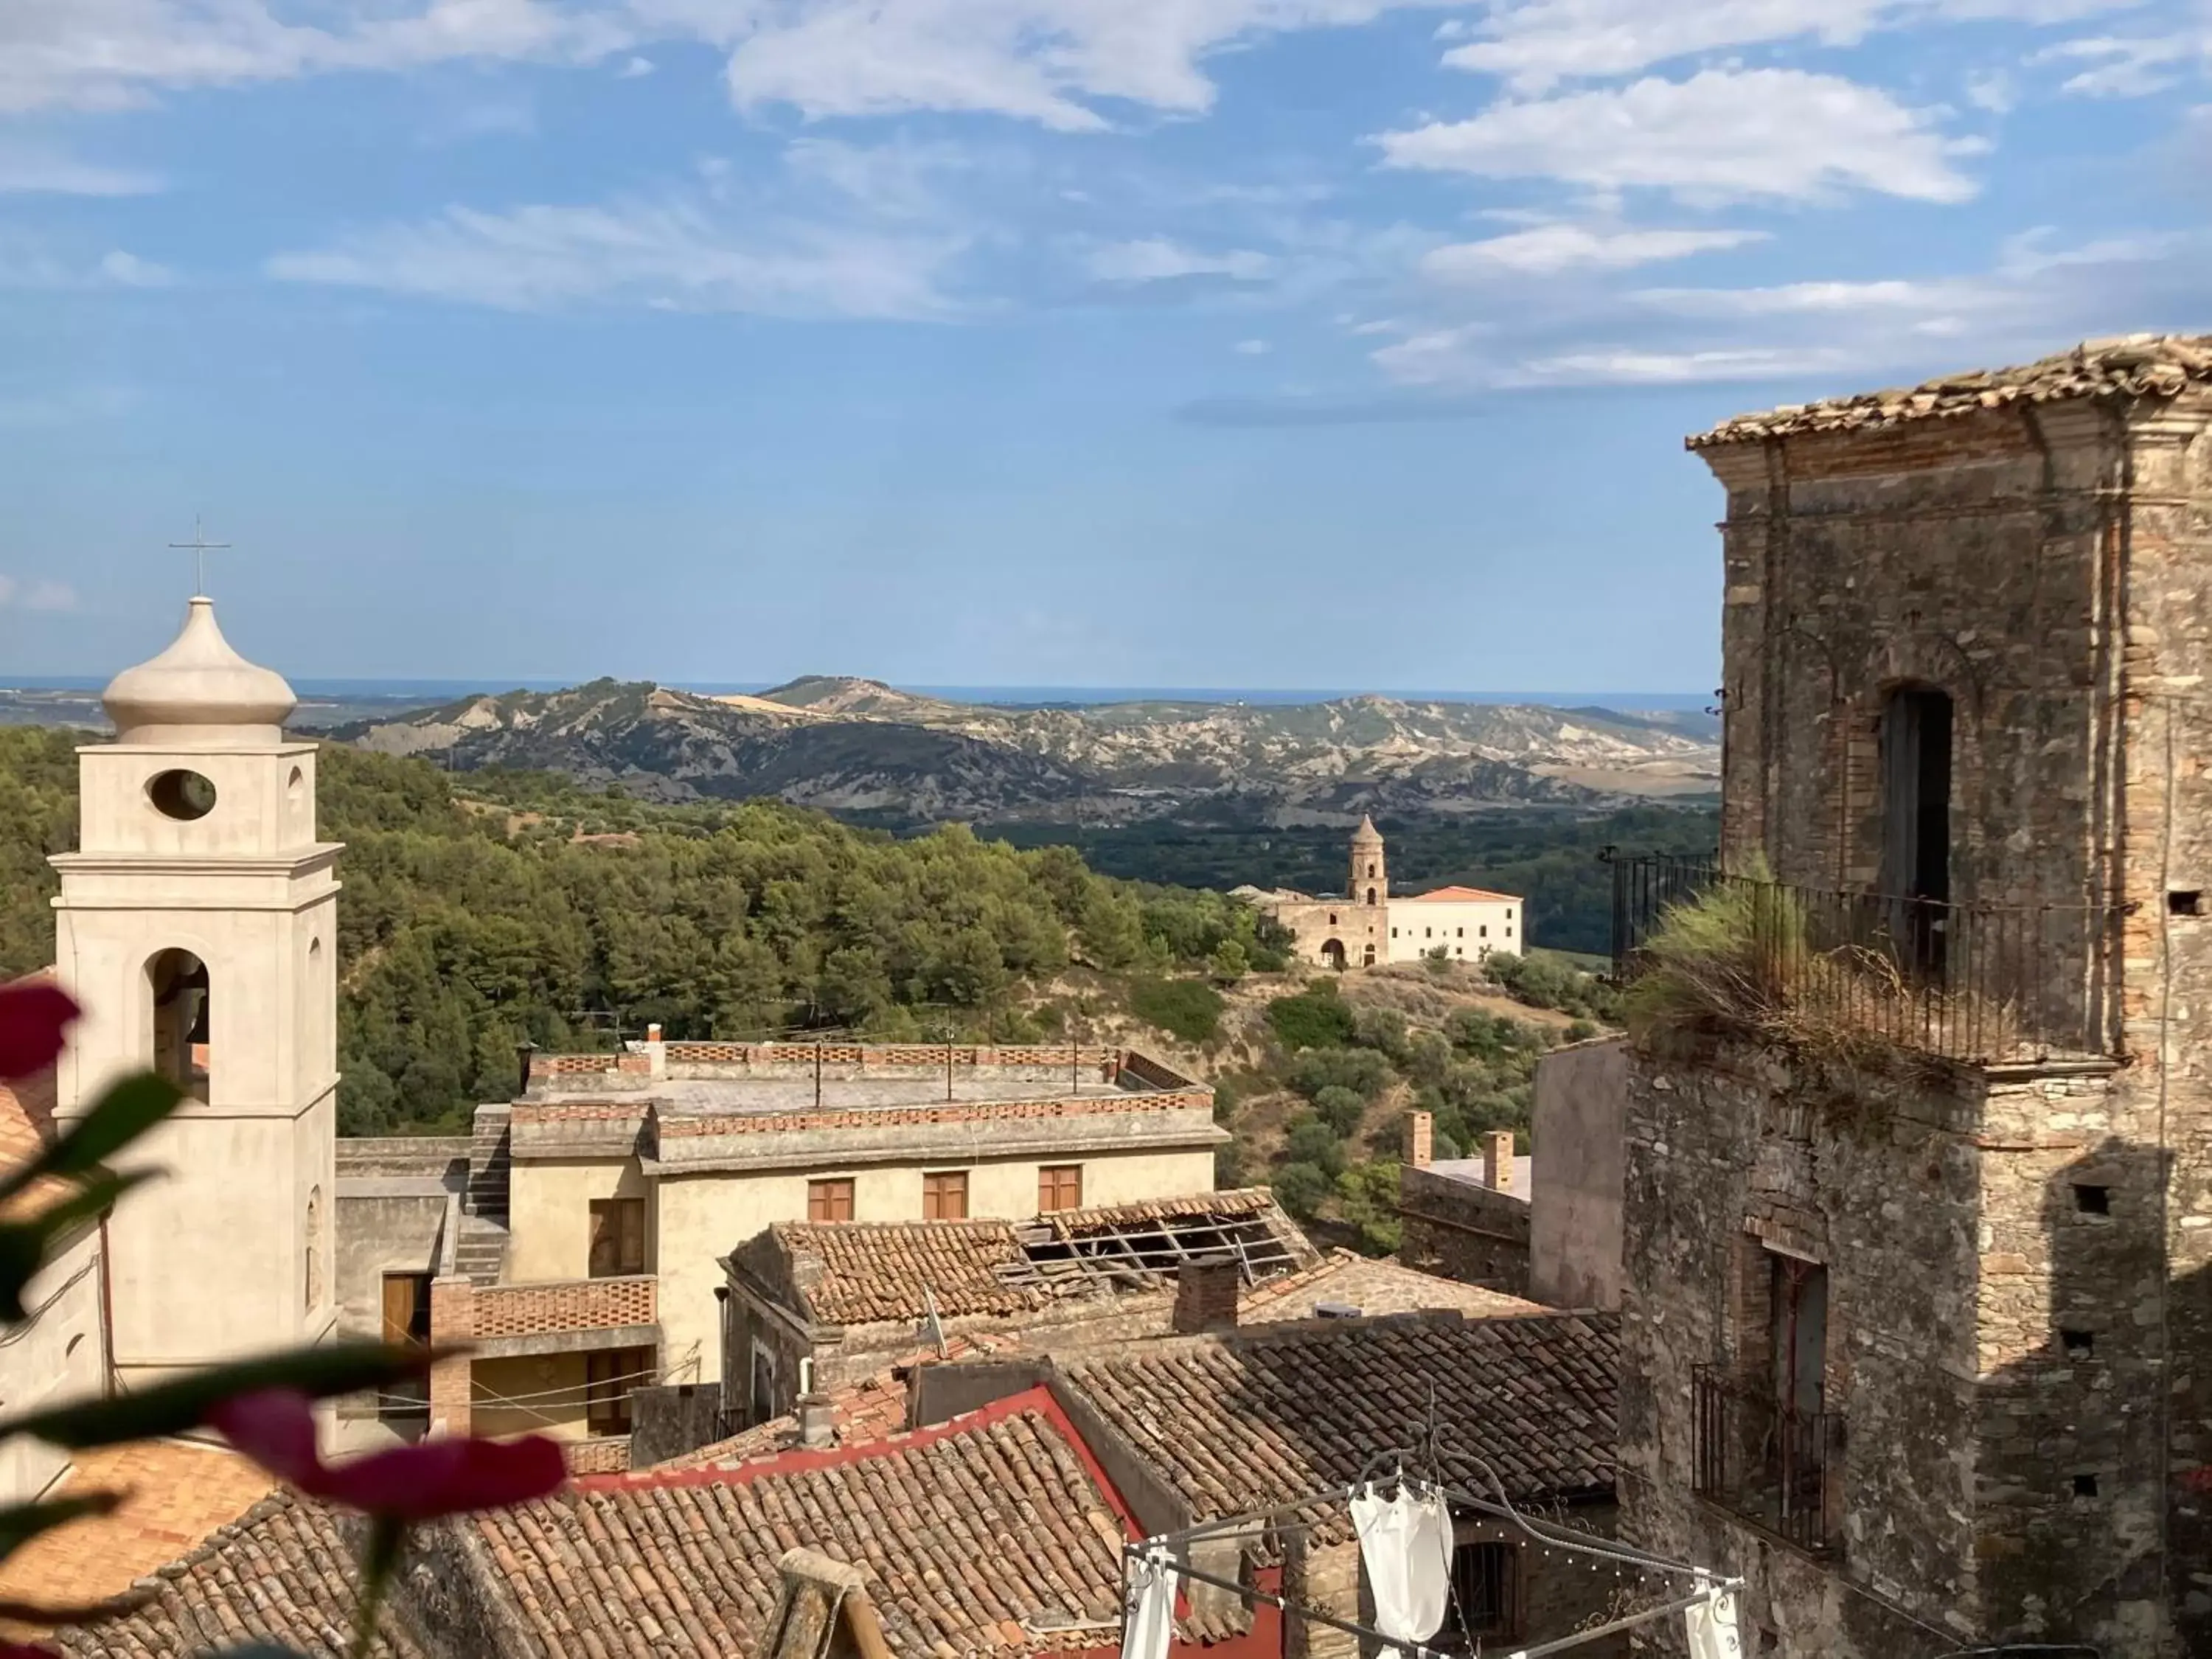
0,983,77,1082
210,1390,566,1522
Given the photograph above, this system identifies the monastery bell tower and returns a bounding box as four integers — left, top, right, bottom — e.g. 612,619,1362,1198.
1350,815,1385,909
51,594,341,1388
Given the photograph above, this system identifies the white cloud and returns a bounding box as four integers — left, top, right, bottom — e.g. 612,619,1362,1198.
269,196,964,319
1421,223,1766,278
1375,68,1981,205
1368,228,2197,391
0,575,80,611
2034,32,2208,97
1234,336,1271,352
0,141,160,195
1085,237,1276,282
95,249,174,286
1444,0,2144,93
619,54,655,77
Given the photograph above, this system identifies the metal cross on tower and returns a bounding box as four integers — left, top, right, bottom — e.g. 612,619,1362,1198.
167,516,232,597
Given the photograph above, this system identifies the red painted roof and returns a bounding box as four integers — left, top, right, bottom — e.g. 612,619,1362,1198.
1400,886,1520,903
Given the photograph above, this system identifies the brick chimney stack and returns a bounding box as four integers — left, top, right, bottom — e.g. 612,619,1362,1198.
1174,1254,1242,1335
1483,1130,1516,1194
1403,1110,1433,1170
645,1022,663,1043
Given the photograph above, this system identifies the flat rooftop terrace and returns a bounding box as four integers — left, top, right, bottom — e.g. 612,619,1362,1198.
647,1072,1134,1116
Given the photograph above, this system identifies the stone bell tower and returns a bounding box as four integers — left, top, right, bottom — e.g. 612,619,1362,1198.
1350,815,1385,910
50,593,341,1390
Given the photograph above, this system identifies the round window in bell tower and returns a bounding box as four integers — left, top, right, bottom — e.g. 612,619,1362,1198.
147,769,218,821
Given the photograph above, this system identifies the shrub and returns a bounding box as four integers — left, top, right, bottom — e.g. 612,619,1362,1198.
1207,939,1249,985
1289,1046,1392,1104
1284,1116,1347,1177
1565,1018,1598,1043
1422,945,1453,977
1335,1161,1402,1256
1310,1085,1366,1138
1214,1142,1247,1186
1271,1161,1333,1220
1622,859,1808,1054
1265,984,1357,1051
1211,1074,1240,1123
1129,976,1224,1043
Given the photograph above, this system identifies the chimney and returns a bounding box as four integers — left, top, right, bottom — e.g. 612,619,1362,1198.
797,1393,835,1450
1174,1254,1242,1335
1403,1110,1433,1170
645,1022,664,1044
1483,1130,1516,1194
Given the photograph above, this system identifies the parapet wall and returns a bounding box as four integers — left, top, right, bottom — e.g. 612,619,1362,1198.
527,1042,1186,1094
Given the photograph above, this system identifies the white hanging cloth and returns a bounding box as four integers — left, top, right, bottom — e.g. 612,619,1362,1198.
1684,1582,1743,1659
1350,1480,1453,1645
1120,1546,1176,1659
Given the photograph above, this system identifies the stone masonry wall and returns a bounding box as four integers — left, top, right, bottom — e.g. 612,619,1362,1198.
1397,1165,1531,1296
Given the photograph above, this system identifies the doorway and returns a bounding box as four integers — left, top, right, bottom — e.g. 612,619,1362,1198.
1880,686,1952,970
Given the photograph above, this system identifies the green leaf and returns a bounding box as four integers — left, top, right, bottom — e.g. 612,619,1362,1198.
0,1340,439,1450
0,1490,122,1565
0,1171,155,1321
0,1073,184,1208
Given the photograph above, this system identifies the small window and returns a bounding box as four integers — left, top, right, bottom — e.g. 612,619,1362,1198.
1367,862,1376,877
1366,887,1377,905
1506,908,1514,920
807,1178,855,1224
2073,1473,2099,1499
1328,912,1338,926
2074,1183,2111,1216
2172,891,2205,917
922,1169,969,1220
1447,1542,1520,1641
2061,1329,2095,1358
1039,1164,1082,1214
1479,925,1488,938
1391,928,1398,938
1456,928,1464,938
588,1197,647,1275
587,1346,650,1435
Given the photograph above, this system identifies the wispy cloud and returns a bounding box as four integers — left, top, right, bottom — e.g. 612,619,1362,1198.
1422,224,1767,279
1233,337,1271,354
0,574,80,611
268,195,965,319
1376,69,1983,205
1085,237,1276,283
0,234,175,289
0,141,160,195
2033,31,2210,97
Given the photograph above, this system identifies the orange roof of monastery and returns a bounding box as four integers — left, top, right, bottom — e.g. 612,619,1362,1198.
1399,886,1520,903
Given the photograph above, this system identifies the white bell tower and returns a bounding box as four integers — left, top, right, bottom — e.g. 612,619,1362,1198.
50,591,341,1388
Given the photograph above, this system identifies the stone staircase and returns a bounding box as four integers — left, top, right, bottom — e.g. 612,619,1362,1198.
453,1214,510,1287
465,1105,512,1225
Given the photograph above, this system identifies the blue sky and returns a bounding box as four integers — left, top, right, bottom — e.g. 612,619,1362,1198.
1,0,2206,692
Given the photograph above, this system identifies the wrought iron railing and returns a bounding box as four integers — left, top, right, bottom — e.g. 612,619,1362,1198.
1606,852,2124,1065
1691,1365,1840,1555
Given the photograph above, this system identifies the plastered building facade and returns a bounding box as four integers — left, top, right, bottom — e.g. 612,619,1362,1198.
1615,336,2212,1656
1240,817,1522,970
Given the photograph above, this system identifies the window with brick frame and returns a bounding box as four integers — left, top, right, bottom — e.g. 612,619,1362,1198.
922,1169,969,1220
586,1345,652,1436
1038,1164,1082,1214
588,1197,647,1277
807,1178,856,1223
1444,1541,1520,1641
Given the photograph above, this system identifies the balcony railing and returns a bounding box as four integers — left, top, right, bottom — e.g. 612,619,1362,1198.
467,1275,658,1342
1607,853,2124,1065
1691,1366,1841,1555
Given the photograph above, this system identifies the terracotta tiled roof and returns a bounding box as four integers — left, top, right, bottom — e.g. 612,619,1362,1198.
1690,333,2212,447
1399,886,1519,904
768,1189,1299,1326
1237,1250,1547,1323
655,1332,1026,1470
0,1439,277,1629
46,1489,420,1659
470,1390,1135,1658
1060,1310,1618,1535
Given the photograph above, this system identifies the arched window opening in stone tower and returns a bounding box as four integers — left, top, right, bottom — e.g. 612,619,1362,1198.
1879,684,1954,973
147,948,209,1102
1366,862,1376,878
1366,887,1377,905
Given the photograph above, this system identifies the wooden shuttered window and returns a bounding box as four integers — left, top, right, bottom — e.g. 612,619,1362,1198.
380,1273,432,1346
807,1178,855,1223
586,1345,652,1436
922,1171,969,1221
588,1198,647,1278
1037,1164,1082,1214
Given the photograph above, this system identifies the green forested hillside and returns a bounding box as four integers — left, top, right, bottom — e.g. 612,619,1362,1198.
0,732,1287,1135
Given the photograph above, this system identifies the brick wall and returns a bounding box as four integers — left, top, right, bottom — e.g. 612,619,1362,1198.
563,1436,632,1475
467,1275,657,1339
656,1091,1213,1139
1397,1165,1530,1296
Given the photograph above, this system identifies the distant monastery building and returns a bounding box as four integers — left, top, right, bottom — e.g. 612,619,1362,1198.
1235,816,1523,970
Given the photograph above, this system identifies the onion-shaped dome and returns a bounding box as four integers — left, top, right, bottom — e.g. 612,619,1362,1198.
102,597,296,747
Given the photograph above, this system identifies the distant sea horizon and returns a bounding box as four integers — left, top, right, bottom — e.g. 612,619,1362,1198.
4,675,1713,712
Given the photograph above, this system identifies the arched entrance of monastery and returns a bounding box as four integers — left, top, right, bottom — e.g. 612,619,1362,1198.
1320,939,1346,971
